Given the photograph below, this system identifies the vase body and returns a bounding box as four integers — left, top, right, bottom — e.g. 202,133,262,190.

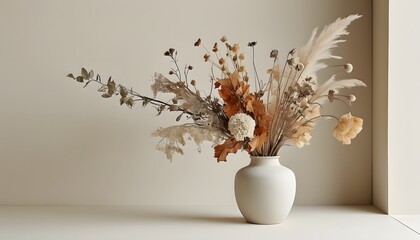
234,156,296,224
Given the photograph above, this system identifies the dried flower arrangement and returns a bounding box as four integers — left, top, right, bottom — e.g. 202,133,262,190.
67,15,366,162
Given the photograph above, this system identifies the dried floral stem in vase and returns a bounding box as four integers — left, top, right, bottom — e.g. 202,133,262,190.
67,14,366,162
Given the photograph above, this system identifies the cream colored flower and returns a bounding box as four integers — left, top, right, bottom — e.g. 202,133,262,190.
303,104,321,120
300,97,309,108
228,113,256,141
333,113,363,144
290,125,313,148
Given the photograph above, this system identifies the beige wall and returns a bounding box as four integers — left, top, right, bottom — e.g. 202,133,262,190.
388,0,420,214
0,0,372,206
373,0,388,213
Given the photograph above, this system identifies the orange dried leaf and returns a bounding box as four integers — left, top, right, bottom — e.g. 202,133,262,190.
247,132,268,152
230,71,240,89
214,139,242,162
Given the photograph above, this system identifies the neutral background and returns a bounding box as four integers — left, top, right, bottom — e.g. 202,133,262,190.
388,0,420,214
0,0,372,206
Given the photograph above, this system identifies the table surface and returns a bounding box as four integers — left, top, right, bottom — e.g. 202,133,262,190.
0,205,419,240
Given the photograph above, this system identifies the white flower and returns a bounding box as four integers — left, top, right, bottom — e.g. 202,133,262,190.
228,113,256,141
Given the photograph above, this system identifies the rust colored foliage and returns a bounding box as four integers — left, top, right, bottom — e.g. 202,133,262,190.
214,71,272,161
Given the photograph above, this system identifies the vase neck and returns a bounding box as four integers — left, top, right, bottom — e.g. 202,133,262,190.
249,156,281,166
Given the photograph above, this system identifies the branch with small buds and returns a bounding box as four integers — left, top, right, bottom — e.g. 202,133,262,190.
67,68,196,117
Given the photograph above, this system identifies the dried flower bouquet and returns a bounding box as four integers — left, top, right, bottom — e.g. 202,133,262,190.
67,15,366,162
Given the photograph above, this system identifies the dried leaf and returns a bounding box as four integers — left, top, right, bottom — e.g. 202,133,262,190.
230,71,240,89
96,74,101,82
156,105,165,116
76,76,84,83
67,73,75,79
247,132,267,152
119,86,128,98
176,113,183,121
101,93,111,98
142,98,151,107
220,89,241,117
214,139,242,162
106,78,116,96
81,68,89,80
89,70,94,79
125,97,134,108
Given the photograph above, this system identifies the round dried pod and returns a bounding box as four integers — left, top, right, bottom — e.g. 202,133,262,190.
348,95,356,102
344,63,353,73
220,36,228,42
226,43,232,51
194,38,201,47
213,43,218,52
239,53,245,61
219,58,225,65
231,43,240,53
328,90,335,102
232,54,238,62
270,49,279,59
247,41,257,47
288,57,299,67
289,48,297,56
296,63,304,71
203,54,210,62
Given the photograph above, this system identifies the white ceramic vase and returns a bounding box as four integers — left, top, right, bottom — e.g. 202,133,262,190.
234,156,296,224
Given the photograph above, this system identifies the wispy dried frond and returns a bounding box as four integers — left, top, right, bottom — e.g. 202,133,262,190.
299,14,362,81
310,75,366,102
153,124,226,160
